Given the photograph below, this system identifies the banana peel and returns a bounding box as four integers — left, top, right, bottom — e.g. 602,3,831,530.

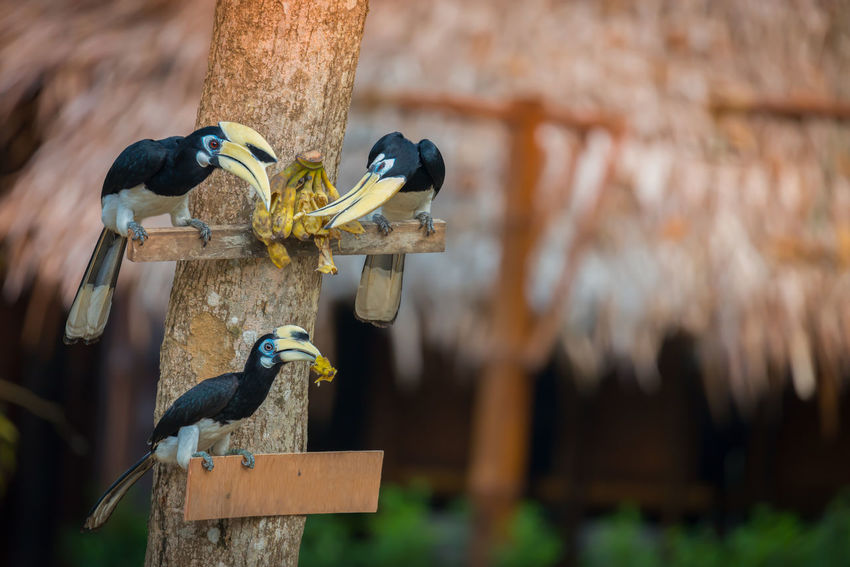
251,150,361,274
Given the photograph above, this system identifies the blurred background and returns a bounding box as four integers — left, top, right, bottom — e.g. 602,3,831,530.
3,0,850,565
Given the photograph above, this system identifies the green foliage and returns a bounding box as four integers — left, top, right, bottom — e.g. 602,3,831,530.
580,490,850,567
493,502,564,567
59,497,148,566
0,411,18,494
299,484,564,567
581,505,661,567
299,484,438,567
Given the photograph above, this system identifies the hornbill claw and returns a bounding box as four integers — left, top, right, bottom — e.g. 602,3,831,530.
416,212,435,236
127,221,149,245
192,451,214,471
373,214,393,236
227,448,255,469
187,218,212,246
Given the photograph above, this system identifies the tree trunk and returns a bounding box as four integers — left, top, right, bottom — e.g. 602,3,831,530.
144,1,367,565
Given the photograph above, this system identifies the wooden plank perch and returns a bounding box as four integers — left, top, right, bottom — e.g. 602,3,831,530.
126,219,446,262
183,451,384,521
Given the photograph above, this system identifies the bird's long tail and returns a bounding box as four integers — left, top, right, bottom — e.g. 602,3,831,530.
354,253,405,327
64,228,127,344
83,451,154,531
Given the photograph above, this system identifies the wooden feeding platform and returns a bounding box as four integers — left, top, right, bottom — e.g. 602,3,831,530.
129,219,444,521
126,219,447,262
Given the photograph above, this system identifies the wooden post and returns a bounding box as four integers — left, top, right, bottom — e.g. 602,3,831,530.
468,99,544,565
143,1,367,565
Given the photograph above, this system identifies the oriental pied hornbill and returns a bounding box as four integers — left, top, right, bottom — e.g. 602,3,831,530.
83,325,320,531
64,122,277,344
307,132,445,326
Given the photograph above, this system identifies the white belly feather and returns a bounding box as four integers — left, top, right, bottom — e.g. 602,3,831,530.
378,189,435,221
153,418,243,466
101,185,188,234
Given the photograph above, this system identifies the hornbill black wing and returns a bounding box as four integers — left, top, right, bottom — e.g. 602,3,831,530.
149,373,240,445
101,138,177,196
417,139,445,196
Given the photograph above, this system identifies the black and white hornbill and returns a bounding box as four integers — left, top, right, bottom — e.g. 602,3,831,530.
83,325,320,531
307,132,445,326
64,122,277,344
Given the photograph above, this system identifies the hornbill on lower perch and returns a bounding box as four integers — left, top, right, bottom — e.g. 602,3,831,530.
64,122,277,344
83,325,320,531
307,132,445,326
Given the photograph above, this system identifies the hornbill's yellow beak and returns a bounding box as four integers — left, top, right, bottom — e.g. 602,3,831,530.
305,171,406,228
217,122,278,211
273,325,321,362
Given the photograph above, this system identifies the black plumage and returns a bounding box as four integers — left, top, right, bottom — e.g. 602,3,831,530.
101,134,213,199
367,132,445,196
148,374,240,445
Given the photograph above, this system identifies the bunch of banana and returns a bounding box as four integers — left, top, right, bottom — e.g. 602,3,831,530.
252,151,364,272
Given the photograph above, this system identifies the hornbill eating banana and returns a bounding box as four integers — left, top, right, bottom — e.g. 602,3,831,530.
83,325,320,531
306,132,445,326
64,122,277,344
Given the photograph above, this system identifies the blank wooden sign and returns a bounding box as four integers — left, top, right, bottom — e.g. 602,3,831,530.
184,451,384,521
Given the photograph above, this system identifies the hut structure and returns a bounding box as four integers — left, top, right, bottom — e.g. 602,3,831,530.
2,0,850,564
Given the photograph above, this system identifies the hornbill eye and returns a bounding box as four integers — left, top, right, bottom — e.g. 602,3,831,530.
261,339,275,354
371,158,394,177
208,139,220,150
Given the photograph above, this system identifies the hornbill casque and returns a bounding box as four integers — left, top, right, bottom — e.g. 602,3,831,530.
306,132,445,326
83,325,321,531
64,122,277,344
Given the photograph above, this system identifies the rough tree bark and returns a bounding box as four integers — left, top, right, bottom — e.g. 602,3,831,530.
144,1,368,565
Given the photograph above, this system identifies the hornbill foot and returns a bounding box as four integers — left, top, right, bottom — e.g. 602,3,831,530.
192,451,214,471
416,212,435,236
373,214,393,236
226,448,255,469
127,221,148,245
187,218,212,246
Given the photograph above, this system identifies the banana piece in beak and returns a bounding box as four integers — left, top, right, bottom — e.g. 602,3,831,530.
306,172,406,229
273,325,321,362
215,141,273,211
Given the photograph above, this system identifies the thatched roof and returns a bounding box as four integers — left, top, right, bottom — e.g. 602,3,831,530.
4,0,850,412
0,0,211,311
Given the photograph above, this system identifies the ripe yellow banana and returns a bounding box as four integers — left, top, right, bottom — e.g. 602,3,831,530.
279,167,309,238
267,241,291,269
320,169,341,201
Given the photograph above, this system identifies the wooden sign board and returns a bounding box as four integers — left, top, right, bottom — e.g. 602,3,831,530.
184,451,384,521
127,220,446,262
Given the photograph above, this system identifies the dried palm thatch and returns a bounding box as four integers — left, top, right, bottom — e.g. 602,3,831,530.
324,0,850,417
0,0,212,321
3,0,850,416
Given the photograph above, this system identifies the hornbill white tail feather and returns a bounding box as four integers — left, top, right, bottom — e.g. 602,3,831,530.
64,228,127,344
355,253,405,327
